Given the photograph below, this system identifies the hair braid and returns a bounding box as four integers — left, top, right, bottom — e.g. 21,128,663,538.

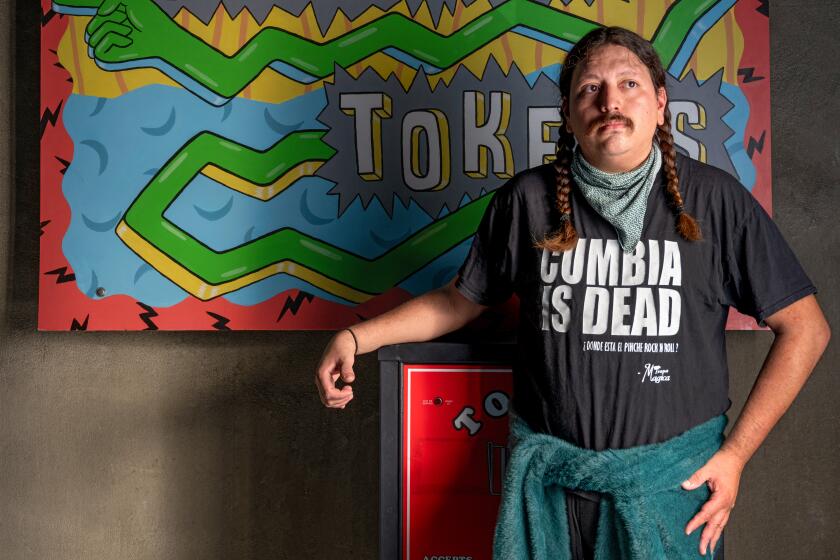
534,127,578,252
657,107,702,241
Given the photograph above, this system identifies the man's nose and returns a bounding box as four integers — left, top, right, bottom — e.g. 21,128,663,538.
598,83,620,113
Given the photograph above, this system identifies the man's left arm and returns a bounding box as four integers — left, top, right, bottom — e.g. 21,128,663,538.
682,294,831,556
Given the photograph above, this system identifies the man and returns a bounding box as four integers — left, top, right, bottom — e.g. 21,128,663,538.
316,27,830,559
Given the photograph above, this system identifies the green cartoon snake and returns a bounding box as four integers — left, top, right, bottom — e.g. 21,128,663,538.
53,0,724,301
54,0,717,105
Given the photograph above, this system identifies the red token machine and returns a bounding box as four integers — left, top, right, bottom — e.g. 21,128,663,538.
379,342,516,560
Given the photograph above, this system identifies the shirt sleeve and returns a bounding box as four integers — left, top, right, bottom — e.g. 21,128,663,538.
454,182,522,306
720,198,817,326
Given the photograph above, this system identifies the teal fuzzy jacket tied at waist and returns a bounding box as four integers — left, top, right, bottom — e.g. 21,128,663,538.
493,413,728,560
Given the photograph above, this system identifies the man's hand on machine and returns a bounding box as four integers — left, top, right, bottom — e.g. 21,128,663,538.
315,329,357,409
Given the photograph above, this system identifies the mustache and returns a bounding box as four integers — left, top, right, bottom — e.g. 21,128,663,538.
588,113,633,133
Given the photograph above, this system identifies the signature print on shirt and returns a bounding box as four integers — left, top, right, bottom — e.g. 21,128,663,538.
637,362,672,383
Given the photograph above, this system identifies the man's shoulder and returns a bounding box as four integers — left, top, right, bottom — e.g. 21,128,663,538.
490,162,554,203
673,152,759,225
675,152,740,186
674,152,755,204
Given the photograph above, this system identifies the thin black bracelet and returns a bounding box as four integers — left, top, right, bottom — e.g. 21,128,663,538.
344,328,359,356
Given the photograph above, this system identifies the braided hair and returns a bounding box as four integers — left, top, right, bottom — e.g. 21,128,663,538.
535,27,702,252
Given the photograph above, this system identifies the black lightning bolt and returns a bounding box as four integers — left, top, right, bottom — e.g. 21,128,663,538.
746,131,766,159
207,312,231,330
737,67,764,83
40,220,51,237
276,291,314,321
48,48,72,84
55,156,70,175
41,101,63,140
757,0,769,17
45,266,76,284
136,302,159,331
70,315,89,331
41,8,57,26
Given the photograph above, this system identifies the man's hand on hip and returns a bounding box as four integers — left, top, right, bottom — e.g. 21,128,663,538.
681,447,745,557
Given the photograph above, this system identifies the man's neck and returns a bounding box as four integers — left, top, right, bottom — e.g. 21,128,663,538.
579,145,654,174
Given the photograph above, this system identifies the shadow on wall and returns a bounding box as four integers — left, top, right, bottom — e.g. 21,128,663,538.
153,347,379,558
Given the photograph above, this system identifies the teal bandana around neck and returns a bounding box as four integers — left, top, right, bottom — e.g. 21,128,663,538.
571,143,662,253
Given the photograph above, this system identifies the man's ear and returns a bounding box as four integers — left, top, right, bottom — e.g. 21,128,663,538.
656,86,667,126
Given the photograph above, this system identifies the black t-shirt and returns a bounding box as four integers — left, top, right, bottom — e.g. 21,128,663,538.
455,153,817,450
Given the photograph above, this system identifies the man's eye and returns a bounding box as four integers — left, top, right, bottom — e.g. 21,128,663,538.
626,80,638,88
583,84,598,93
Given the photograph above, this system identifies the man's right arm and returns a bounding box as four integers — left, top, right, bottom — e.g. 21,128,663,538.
341,276,488,354
314,277,487,408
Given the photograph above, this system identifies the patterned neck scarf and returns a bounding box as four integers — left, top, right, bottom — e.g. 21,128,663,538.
571,143,662,253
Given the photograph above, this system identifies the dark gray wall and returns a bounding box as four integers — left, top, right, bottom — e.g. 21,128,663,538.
1,1,837,558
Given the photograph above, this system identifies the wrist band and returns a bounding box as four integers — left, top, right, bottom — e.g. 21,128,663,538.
344,328,359,355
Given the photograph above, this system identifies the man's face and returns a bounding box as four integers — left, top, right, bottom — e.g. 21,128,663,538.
563,44,667,173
